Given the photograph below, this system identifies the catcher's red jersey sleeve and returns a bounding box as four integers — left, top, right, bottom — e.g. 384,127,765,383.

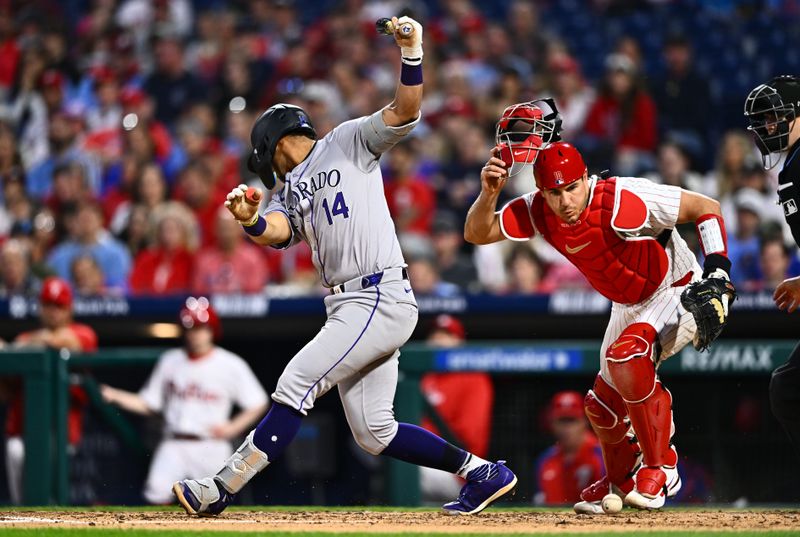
498,193,536,241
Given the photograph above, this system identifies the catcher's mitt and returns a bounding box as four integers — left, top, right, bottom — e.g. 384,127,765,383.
680,277,737,352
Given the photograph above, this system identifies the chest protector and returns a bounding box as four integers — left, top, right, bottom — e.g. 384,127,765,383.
530,178,669,304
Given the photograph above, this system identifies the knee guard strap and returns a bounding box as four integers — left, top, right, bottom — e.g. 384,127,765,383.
216,431,270,494
606,323,658,404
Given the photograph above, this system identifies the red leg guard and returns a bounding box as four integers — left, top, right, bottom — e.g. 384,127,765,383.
605,323,673,470
584,374,639,488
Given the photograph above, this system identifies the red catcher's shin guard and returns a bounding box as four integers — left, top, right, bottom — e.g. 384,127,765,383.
626,383,673,497
583,374,639,490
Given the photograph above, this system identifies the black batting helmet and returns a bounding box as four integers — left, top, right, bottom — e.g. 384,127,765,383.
744,75,800,169
247,104,317,189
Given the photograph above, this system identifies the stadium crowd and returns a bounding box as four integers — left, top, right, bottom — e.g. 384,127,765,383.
0,0,798,299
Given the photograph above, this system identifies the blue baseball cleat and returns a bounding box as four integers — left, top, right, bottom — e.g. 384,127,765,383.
442,460,517,515
173,477,234,517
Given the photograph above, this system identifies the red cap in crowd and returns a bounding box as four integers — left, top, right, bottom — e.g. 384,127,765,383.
40,277,73,308
120,87,146,108
40,70,64,90
431,314,465,340
549,390,585,420
179,296,221,340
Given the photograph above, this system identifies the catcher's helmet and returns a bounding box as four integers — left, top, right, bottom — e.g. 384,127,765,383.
495,98,562,176
179,296,221,340
247,104,317,189
744,75,800,169
533,142,586,190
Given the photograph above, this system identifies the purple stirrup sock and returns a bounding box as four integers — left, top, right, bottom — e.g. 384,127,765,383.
381,423,468,473
251,402,303,460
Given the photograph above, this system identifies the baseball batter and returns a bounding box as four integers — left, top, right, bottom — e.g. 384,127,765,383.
465,109,736,514
173,16,516,517
101,298,268,504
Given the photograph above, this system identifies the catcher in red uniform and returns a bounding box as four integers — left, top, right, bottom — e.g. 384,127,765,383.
464,102,736,513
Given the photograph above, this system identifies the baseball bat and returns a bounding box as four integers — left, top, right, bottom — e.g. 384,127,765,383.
245,186,262,206
375,17,413,36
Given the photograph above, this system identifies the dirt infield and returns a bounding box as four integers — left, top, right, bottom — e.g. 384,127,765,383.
1,509,799,534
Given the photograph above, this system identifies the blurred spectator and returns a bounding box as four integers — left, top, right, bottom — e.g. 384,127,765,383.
117,0,194,52
86,67,122,134
431,211,479,292
143,33,204,128
0,3,19,100
109,162,168,237
407,255,461,297
534,391,603,506
129,201,197,295
0,239,39,297
5,277,97,505
385,139,436,236
192,207,269,294
174,160,221,248
582,53,658,176
0,121,21,178
505,245,546,294
0,48,48,169
708,131,757,212
420,314,494,502
46,161,93,217
100,298,267,504
544,54,595,141
647,141,708,195
652,33,712,161
47,201,132,290
727,188,765,288
26,108,101,199
758,238,793,292
70,254,107,296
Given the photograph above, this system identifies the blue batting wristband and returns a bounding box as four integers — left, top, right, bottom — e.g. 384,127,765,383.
243,214,267,236
400,63,423,86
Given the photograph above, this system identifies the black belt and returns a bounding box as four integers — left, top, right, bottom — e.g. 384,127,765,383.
170,433,205,441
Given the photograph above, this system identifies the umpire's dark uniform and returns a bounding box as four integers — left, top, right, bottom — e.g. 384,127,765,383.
771,136,800,457
745,75,800,457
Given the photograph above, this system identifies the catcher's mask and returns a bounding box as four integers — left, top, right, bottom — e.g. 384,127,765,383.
744,75,800,169
247,104,317,189
495,98,562,177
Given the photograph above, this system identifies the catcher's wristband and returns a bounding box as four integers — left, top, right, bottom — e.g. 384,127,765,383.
696,214,728,257
242,214,267,237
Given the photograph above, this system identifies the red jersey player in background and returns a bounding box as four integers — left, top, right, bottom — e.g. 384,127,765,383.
464,102,736,513
420,315,494,503
1,277,98,504
534,390,603,506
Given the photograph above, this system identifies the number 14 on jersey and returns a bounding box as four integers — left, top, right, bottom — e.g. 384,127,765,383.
322,192,350,225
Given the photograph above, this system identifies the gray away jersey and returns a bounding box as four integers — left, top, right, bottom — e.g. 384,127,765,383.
264,109,419,287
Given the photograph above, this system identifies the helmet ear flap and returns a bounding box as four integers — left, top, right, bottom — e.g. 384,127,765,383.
247,143,277,190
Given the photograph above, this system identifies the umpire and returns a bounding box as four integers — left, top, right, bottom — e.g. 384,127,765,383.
744,75,800,457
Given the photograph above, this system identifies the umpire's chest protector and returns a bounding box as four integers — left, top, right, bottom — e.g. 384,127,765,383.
531,178,669,304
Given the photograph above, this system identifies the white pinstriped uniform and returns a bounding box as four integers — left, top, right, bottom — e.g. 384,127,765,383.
594,177,701,387
499,176,701,387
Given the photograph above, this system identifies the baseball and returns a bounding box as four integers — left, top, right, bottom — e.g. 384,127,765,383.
601,493,623,514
